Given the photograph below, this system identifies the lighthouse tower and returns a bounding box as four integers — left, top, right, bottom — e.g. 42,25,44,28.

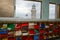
31,4,36,19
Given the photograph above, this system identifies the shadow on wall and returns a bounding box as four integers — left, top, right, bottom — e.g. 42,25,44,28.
0,0,14,17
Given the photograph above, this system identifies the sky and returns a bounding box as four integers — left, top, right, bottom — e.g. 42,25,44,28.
15,0,41,19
